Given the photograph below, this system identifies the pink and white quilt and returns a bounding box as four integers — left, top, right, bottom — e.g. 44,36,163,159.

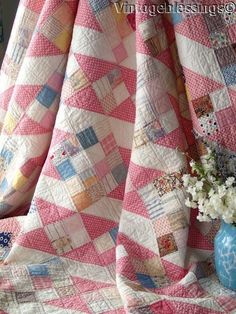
0,0,236,312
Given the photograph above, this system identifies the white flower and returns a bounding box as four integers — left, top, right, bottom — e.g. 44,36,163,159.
209,189,215,197
182,174,191,187
195,180,204,191
217,185,227,198
226,177,235,187
197,213,211,222
185,198,197,208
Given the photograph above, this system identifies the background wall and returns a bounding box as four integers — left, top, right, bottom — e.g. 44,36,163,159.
0,0,19,65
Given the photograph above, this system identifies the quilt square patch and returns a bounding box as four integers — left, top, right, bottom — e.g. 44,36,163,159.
146,124,165,142
94,233,115,254
76,127,98,149
171,8,183,25
70,69,90,91
0,148,14,165
222,63,236,86
153,172,183,197
199,112,219,136
192,95,213,118
157,233,178,257
210,31,230,49
41,16,63,40
136,273,156,289
72,191,92,211
145,36,162,57
16,292,36,303
32,277,53,290
159,110,179,133
56,285,76,297
101,92,117,113
89,0,110,13
113,42,128,63
94,159,109,179
0,232,12,248
79,166,95,182
102,173,118,193
109,227,118,243
56,159,76,180
133,129,148,148
53,2,74,26
107,68,123,89
215,46,236,68
139,184,165,219
101,133,117,155
204,13,225,32
167,210,188,231
27,265,49,277
54,29,71,53
223,12,236,25
216,107,236,128
88,182,105,202
111,163,127,184
210,87,231,111
106,148,122,169
36,85,57,108
0,178,8,192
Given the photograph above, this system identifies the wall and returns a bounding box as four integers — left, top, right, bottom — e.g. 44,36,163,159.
0,0,19,64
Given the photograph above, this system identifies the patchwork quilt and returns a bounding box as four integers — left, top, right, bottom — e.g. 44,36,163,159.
0,0,236,312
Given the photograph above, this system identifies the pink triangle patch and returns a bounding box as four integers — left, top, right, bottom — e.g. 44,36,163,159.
183,67,224,100
154,128,186,150
75,54,117,83
128,161,164,190
108,182,126,201
161,259,187,282
175,15,211,48
16,228,56,255
156,49,175,72
119,147,132,167
120,66,136,96
36,198,74,225
110,97,135,123
14,115,49,135
14,85,42,109
123,190,149,218
64,85,104,114
50,129,72,147
72,275,114,293
75,0,102,32
27,33,63,56
62,242,102,265
22,0,45,13
80,213,117,240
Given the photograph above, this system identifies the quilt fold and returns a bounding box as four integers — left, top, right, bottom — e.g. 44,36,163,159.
0,0,236,313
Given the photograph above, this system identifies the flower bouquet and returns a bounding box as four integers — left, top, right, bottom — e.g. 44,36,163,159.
183,147,236,290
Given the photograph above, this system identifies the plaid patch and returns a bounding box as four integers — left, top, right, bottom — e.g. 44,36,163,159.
101,133,117,155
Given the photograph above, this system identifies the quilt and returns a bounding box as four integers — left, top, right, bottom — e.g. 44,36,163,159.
0,0,236,313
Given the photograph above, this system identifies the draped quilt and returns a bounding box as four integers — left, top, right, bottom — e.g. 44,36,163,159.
0,0,236,312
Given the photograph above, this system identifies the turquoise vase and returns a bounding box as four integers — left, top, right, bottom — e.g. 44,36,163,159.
214,221,236,290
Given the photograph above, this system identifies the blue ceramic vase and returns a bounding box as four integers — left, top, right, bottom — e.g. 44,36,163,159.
214,221,236,290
